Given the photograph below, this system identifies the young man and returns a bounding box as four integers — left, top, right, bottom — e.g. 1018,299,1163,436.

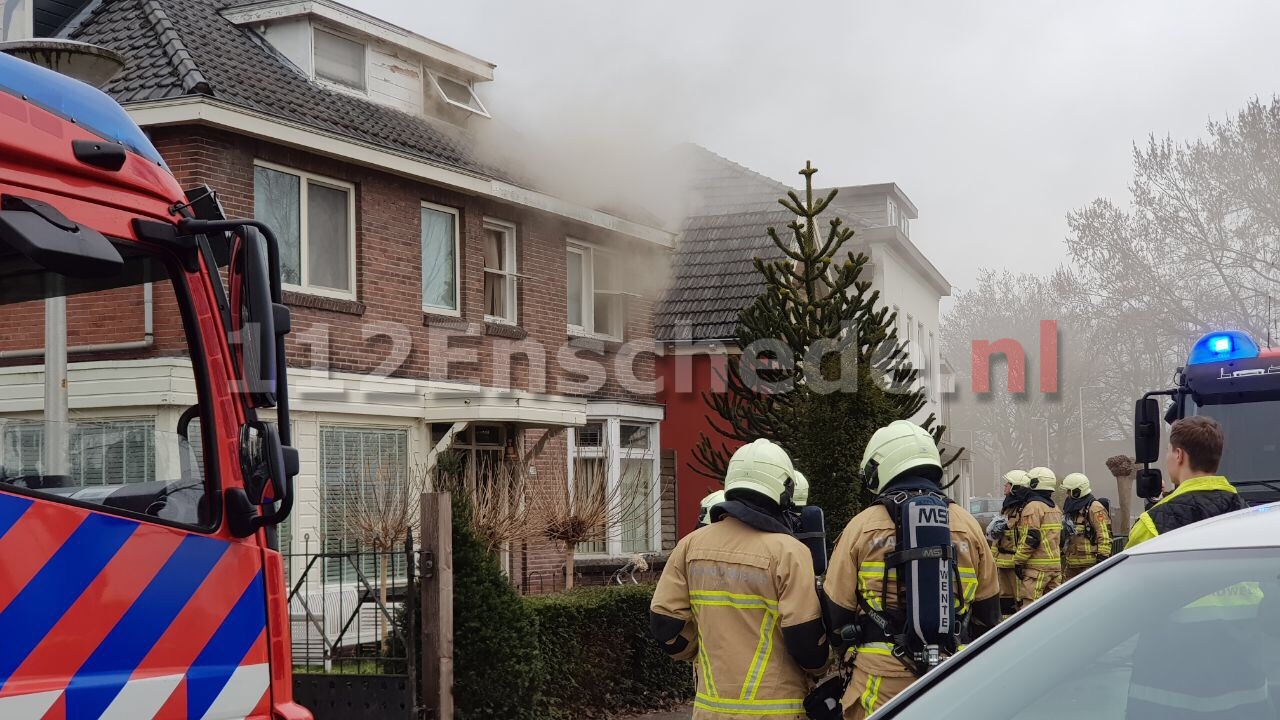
1012,467,1063,609
824,421,1000,719
989,469,1030,618
1126,416,1245,549
1060,473,1112,579
651,440,828,719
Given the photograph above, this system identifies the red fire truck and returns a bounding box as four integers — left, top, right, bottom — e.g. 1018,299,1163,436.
0,50,307,719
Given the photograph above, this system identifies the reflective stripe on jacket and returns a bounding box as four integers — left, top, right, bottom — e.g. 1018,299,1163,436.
824,502,999,680
1126,475,1245,549
1013,499,1062,568
1064,500,1112,567
652,516,822,720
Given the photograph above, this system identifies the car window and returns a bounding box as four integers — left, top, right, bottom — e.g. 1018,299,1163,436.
886,549,1280,720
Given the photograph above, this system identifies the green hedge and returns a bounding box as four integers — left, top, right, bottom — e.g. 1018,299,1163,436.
525,585,694,719
450,493,692,718
452,499,544,720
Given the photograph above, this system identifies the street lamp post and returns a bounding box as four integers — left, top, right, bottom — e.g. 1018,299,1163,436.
1078,385,1105,475
1030,416,1051,468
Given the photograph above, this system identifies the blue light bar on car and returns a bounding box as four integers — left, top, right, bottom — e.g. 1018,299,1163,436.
0,52,166,167
1188,330,1260,365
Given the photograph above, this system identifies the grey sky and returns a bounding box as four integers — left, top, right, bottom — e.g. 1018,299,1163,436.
354,0,1280,294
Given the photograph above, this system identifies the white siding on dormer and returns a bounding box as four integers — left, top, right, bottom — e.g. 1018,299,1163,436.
368,44,424,115
263,18,314,76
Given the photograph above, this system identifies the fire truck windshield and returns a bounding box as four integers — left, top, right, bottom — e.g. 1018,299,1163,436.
0,240,217,529
1188,398,1280,492
0,51,166,167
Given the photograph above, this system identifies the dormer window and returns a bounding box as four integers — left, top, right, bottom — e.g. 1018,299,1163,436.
314,27,366,91
429,73,489,117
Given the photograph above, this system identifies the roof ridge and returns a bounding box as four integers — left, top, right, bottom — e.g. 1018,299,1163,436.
683,143,791,192
140,0,211,95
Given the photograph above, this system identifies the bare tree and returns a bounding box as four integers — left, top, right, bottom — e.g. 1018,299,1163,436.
433,451,544,554
528,455,660,590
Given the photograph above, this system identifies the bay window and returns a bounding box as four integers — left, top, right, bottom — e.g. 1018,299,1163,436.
567,416,660,557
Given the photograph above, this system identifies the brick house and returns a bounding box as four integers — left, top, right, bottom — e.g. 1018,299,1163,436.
2,0,676,590
655,148,960,536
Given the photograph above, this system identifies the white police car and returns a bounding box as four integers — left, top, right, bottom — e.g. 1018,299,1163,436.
873,503,1280,719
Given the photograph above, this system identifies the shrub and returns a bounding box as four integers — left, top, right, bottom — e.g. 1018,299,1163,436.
525,585,694,719
452,497,544,720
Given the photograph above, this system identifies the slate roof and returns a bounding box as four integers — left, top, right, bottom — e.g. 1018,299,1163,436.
66,0,495,176
654,146,874,342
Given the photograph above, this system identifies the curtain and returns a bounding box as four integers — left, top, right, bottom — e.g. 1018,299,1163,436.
422,207,457,311
307,183,350,292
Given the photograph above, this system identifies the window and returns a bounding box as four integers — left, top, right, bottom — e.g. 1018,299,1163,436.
320,426,408,583
314,28,366,91
483,220,518,323
254,163,355,297
927,331,936,401
887,199,898,228
0,245,215,529
567,242,624,340
422,203,460,314
567,418,659,557
888,549,1280,720
431,423,505,477
429,73,490,117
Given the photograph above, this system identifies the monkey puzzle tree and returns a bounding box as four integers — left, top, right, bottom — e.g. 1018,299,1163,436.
691,162,958,531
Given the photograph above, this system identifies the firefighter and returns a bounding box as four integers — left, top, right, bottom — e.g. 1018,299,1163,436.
698,489,726,528
824,421,1001,719
1060,473,1111,579
1012,466,1063,609
988,469,1030,618
651,439,829,719
1126,416,1245,549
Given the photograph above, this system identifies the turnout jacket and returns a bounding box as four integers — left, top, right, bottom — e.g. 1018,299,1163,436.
651,513,826,720
1063,497,1112,568
1013,495,1062,570
824,500,999,680
1126,475,1245,550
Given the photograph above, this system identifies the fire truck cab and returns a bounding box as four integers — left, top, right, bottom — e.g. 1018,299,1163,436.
1134,330,1280,507
0,51,306,719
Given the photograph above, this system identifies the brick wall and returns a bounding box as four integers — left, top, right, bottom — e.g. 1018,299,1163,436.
151,126,659,402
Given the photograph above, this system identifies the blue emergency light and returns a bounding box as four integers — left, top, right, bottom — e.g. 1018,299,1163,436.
0,51,166,167
1188,330,1260,365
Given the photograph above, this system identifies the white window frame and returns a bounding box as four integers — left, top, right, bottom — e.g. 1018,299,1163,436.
567,417,661,559
566,240,624,341
312,26,368,93
254,160,357,300
428,72,490,118
887,198,898,228
482,218,518,325
421,201,462,316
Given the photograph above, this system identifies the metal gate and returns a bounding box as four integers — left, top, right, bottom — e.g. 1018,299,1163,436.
287,535,420,720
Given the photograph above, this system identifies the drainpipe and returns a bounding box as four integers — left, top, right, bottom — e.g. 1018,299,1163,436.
0,283,154,360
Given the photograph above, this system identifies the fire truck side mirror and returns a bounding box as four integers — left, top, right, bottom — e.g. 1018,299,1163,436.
1136,468,1164,499
229,227,278,408
1134,398,1161,464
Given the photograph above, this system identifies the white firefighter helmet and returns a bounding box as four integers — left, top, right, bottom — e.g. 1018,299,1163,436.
1062,472,1091,498
860,420,941,494
724,439,796,505
1027,466,1057,491
792,471,809,507
1003,469,1031,488
698,489,726,526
